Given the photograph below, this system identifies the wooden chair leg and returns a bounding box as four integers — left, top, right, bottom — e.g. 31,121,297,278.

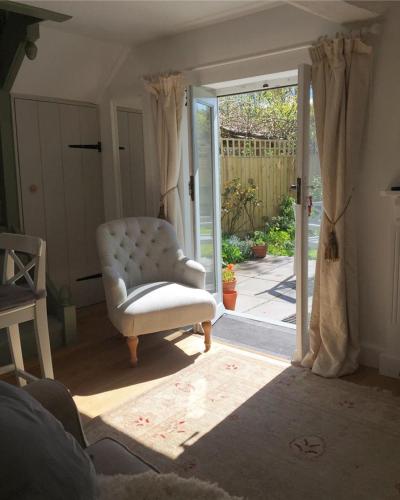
7,324,26,387
127,336,139,367
34,299,54,379
202,321,212,352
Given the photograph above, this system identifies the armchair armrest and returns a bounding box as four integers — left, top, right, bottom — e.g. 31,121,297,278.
175,255,206,289
23,379,87,448
102,266,127,308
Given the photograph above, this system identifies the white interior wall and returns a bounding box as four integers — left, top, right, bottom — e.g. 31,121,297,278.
356,3,400,376
109,4,342,102
13,25,128,103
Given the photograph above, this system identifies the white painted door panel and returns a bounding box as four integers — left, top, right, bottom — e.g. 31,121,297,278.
15,98,104,307
14,100,47,240
37,102,70,291
117,110,145,217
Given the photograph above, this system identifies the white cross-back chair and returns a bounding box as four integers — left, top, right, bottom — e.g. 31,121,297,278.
0,233,54,386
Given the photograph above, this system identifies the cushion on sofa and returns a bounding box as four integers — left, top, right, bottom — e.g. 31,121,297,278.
0,381,96,500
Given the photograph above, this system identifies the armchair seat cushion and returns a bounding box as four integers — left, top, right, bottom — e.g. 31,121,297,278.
118,282,216,336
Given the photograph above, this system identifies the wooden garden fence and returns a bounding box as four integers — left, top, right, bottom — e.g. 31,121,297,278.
220,138,297,234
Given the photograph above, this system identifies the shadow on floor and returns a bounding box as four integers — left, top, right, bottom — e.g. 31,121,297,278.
57,330,201,397
83,359,400,500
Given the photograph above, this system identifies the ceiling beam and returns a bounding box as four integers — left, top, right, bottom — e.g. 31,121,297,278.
0,1,71,22
286,1,380,24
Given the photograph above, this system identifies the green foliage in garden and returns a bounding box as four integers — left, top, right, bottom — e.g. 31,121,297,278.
251,230,268,246
222,196,296,261
265,195,295,256
222,235,253,264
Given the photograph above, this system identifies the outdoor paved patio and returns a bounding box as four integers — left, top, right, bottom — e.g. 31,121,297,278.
234,256,316,323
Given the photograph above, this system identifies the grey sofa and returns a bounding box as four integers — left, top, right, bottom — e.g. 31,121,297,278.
23,378,157,476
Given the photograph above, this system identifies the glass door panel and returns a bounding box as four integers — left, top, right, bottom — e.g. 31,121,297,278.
191,86,223,315
307,94,322,314
194,101,216,291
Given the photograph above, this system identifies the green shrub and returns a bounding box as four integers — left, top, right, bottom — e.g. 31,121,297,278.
265,195,295,237
222,235,252,264
264,195,295,256
267,228,294,256
251,230,268,246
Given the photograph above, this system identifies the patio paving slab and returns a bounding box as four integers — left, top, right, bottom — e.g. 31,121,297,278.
237,277,286,296
235,293,267,314
232,255,316,322
246,298,296,321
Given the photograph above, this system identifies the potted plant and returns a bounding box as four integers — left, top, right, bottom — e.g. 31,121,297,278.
222,264,238,311
222,263,236,292
251,230,268,259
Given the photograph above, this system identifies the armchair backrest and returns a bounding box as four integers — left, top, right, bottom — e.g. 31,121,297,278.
97,217,182,289
0,233,46,295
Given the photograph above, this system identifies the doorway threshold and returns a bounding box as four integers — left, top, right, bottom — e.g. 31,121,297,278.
225,310,296,333
213,313,296,361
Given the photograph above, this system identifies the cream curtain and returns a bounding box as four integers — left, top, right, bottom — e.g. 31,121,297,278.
302,37,372,377
144,73,185,245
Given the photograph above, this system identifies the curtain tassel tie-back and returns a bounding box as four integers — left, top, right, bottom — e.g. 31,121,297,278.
324,194,353,262
325,227,339,261
158,185,178,220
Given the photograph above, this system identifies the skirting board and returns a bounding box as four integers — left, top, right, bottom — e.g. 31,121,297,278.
360,343,400,379
359,343,380,369
379,352,400,379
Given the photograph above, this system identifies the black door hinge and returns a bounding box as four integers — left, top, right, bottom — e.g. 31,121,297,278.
76,273,102,282
189,175,195,201
69,141,102,152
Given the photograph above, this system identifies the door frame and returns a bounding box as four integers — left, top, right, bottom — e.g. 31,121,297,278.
294,63,311,363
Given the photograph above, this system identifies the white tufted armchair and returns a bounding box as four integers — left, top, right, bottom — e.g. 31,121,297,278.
96,217,217,366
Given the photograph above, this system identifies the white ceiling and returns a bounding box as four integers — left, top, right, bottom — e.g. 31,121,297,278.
22,1,282,46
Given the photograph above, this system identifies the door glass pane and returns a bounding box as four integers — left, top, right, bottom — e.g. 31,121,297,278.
307,87,322,321
194,101,216,292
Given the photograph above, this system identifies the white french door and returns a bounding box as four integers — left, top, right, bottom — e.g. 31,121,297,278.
190,86,224,320
294,64,321,363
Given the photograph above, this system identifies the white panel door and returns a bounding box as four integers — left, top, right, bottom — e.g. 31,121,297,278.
15,98,104,307
117,109,145,217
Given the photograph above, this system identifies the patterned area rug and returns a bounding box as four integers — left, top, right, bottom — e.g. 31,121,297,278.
86,349,400,500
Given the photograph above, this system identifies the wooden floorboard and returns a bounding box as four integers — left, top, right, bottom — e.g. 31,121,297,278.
2,302,400,424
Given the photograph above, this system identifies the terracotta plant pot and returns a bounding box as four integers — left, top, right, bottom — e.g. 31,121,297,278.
223,290,237,311
252,244,267,259
223,279,237,292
